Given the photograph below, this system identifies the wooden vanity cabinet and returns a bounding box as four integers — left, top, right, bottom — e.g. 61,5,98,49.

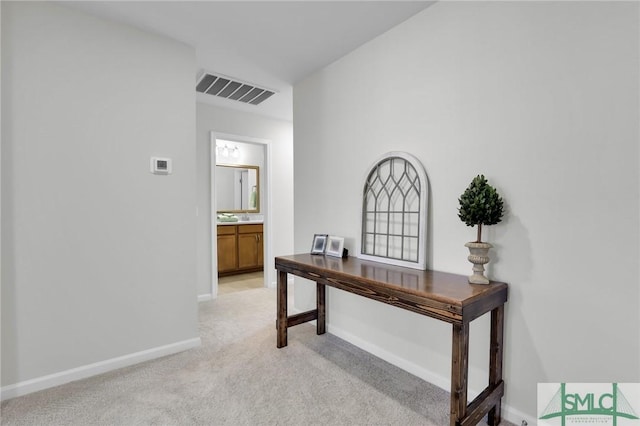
217,223,263,276
217,225,237,274
237,224,264,270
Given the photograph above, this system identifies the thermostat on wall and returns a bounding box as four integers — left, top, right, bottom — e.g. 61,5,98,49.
150,157,172,175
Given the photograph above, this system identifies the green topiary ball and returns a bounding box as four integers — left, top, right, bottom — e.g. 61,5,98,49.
458,174,504,230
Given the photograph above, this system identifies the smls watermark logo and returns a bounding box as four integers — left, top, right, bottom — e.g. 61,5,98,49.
538,383,640,425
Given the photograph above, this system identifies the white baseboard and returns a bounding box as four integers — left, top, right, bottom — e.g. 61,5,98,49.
198,293,213,302
503,404,536,426
327,324,533,425
0,337,201,401
327,324,452,392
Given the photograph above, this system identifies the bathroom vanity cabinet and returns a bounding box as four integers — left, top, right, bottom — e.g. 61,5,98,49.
217,223,263,276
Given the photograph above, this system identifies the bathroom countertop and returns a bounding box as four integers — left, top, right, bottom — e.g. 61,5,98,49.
217,219,263,225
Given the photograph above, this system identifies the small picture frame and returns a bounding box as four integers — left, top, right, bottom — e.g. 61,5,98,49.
311,234,328,255
326,236,345,258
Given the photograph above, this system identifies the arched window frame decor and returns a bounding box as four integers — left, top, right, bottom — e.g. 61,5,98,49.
359,151,429,270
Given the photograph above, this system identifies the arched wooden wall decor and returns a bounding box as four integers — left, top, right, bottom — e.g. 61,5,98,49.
360,152,429,270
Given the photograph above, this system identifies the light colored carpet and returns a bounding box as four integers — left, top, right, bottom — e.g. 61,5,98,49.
1,288,511,425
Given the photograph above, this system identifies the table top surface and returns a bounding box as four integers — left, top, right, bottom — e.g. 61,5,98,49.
275,254,508,307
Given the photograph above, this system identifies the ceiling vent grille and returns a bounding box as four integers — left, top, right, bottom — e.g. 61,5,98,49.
196,72,275,105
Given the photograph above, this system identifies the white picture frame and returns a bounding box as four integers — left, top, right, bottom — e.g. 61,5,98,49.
311,234,328,255
326,236,345,258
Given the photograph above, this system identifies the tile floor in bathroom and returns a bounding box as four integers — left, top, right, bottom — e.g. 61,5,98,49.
218,271,264,295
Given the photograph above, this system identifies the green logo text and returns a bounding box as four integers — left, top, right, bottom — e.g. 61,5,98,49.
540,383,639,425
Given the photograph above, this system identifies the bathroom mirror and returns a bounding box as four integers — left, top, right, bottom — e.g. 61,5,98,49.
216,164,260,213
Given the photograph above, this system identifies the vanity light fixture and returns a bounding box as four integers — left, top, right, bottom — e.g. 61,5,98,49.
216,142,241,159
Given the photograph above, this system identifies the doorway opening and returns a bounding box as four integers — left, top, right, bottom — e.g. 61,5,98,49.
210,132,271,298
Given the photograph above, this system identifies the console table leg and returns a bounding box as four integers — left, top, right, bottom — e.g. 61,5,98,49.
488,305,504,425
277,270,288,348
451,321,470,426
316,282,326,335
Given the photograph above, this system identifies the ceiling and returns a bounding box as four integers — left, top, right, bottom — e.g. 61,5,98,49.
62,1,435,121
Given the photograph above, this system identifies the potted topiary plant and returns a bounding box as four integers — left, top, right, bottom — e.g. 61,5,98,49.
458,174,504,284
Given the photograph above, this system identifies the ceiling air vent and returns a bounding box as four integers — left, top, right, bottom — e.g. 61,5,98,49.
196,72,275,105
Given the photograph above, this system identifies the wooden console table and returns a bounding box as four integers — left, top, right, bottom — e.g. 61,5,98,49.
275,254,508,426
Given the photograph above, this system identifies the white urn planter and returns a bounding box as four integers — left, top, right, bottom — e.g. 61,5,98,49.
464,242,492,284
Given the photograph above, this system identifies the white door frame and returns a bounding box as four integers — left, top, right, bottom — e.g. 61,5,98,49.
210,131,272,298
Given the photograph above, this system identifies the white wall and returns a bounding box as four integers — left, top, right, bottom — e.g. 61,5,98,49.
293,1,639,422
196,102,293,297
1,2,199,394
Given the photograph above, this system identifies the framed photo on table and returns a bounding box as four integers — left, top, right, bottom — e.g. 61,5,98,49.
311,234,328,254
326,236,345,258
